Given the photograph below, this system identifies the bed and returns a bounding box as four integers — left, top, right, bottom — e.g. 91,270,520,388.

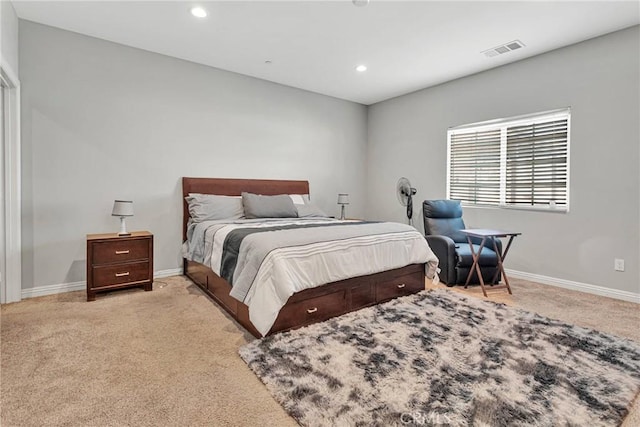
182,177,438,337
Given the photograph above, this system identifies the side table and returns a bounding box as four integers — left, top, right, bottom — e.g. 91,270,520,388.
460,229,521,297
86,231,154,301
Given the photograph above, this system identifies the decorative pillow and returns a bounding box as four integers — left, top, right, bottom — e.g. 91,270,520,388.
185,193,244,222
288,194,329,218
242,192,298,219
288,194,308,205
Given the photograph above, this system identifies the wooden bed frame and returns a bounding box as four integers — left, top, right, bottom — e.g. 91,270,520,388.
182,177,426,337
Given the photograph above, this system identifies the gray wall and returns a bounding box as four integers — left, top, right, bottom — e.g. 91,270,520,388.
18,18,640,296
20,21,367,289
1,0,19,74
367,26,640,295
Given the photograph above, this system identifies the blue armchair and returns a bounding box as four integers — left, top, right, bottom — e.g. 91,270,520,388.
422,200,501,286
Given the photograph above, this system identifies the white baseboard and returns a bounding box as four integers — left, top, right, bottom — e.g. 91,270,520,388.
154,268,183,278
506,269,640,304
21,281,87,299
19,267,639,304
20,268,184,299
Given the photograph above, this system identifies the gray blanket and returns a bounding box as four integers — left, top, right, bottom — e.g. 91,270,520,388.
219,221,377,285
185,218,438,303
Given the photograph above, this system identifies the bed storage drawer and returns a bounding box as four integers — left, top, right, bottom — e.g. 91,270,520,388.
272,291,347,331
185,260,238,316
349,282,376,310
375,269,425,302
206,274,238,316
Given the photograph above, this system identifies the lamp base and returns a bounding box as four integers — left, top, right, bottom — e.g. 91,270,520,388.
117,216,131,237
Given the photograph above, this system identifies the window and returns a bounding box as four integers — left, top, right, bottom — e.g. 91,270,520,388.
447,108,570,211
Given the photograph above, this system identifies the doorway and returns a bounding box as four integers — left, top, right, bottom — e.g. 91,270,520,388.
0,61,21,304
1,81,5,299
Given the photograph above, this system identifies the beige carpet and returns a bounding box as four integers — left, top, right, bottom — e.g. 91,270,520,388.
1,276,639,426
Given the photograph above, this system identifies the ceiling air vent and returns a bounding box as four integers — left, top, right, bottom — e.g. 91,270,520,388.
483,40,525,58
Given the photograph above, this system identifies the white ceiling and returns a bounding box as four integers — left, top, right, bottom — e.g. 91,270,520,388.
12,1,640,105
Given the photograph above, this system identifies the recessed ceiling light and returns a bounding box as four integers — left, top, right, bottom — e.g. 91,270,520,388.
356,65,367,72
191,7,208,18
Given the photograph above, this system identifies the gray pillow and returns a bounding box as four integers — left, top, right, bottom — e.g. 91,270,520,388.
186,193,244,222
288,194,329,218
296,203,329,218
242,192,298,219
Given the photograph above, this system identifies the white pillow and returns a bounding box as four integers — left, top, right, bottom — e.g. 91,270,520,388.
186,193,244,222
289,194,307,205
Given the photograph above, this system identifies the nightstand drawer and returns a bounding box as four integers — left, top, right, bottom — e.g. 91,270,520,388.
92,261,150,288
92,239,149,265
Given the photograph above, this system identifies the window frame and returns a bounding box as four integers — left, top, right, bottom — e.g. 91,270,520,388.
446,108,571,213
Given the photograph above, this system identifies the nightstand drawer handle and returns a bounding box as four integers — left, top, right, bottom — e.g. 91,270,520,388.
397,283,406,289
115,250,130,255
115,272,130,277
306,307,318,314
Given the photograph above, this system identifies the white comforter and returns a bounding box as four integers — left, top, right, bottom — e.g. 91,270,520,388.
184,218,438,336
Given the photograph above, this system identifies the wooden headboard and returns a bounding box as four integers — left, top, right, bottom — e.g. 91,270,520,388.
182,177,310,241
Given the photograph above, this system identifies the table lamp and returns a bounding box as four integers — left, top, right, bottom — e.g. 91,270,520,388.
112,200,133,236
337,193,349,220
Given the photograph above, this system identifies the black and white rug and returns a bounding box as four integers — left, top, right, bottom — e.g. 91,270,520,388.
239,290,640,427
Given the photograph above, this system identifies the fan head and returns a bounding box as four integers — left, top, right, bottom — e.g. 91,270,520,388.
396,177,417,223
396,177,414,207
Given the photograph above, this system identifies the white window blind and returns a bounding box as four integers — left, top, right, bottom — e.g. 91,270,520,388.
447,109,570,211
449,129,501,205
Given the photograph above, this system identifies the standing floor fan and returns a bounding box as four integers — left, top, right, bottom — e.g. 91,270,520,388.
396,177,417,225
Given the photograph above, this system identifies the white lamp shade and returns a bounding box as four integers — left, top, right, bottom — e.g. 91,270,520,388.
337,194,349,205
112,200,134,217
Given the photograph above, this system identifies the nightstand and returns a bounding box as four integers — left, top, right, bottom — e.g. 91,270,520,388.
86,231,153,301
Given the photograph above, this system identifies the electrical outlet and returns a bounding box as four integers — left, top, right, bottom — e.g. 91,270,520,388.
614,259,625,272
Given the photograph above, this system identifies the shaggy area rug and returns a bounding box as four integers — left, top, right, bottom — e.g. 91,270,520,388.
239,290,640,427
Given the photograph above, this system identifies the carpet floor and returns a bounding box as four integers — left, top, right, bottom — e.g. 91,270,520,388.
1,275,639,426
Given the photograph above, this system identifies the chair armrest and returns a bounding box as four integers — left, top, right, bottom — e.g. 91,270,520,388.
494,237,503,255
425,235,457,285
481,236,503,254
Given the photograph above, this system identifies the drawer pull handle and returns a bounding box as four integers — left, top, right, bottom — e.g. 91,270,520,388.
115,250,130,255
306,307,318,314
115,272,130,277
397,283,406,289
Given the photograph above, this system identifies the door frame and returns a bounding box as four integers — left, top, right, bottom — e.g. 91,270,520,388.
1,55,21,304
